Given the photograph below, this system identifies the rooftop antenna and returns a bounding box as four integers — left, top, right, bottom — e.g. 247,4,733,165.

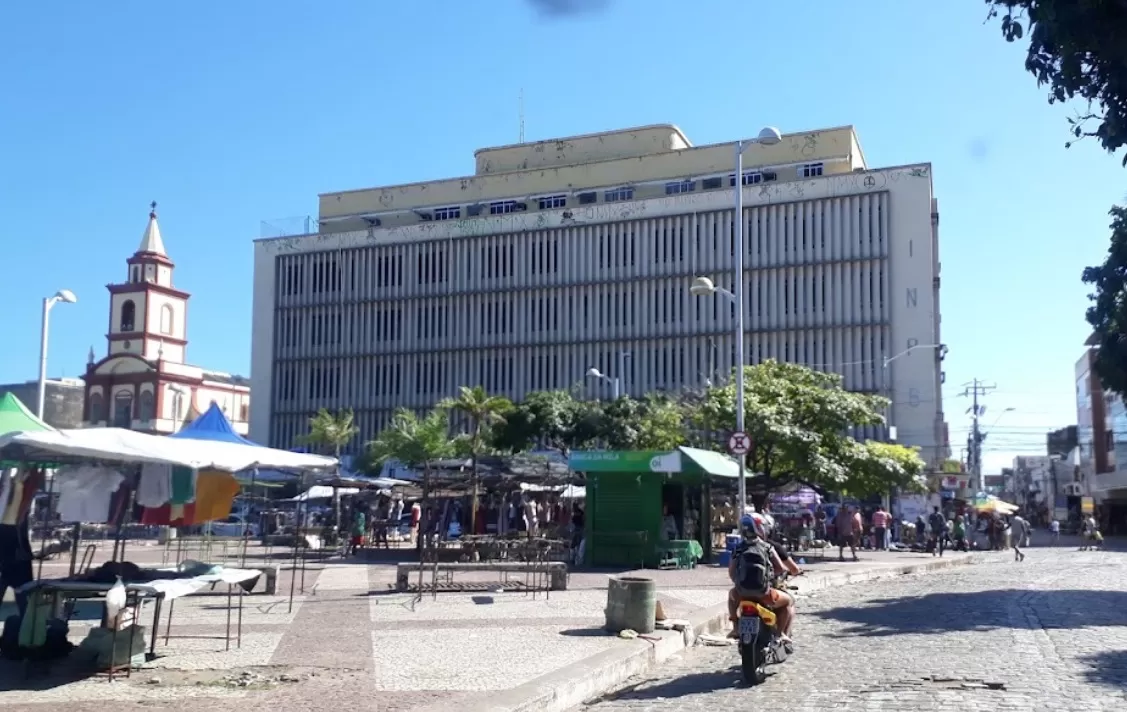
519,89,525,143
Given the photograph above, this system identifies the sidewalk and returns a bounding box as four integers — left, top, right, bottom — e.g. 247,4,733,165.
0,547,987,712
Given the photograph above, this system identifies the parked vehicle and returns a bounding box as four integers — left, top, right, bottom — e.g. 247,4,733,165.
207,514,260,538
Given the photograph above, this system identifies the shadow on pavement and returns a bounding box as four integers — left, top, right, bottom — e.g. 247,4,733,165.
1078,648,1127,688
813,589,1127,637
597,666,742,701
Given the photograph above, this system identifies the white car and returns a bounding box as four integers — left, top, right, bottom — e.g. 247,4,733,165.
207,515,260,538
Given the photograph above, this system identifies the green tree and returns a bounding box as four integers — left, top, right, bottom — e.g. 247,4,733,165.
364,408,454,550
600,394,687,450
1083,205,1127,393
986,0,1127,164
296,408,359,458
691,360,920,497
439,386,513,532
364,408,454,478
492,389,598,454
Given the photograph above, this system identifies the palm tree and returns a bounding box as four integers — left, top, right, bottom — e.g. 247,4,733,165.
439,386,512,534
297,408,359,458
296,408,359,534
366,408,454,552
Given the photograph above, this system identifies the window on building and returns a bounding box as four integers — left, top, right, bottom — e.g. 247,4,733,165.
577,192,597,205
88,392,104,422
434,206,461,221
240,403,249,422
537,195,567,210
489,201,519,215
138,390,155,421
800,162,824,178
730,171,764,186
604,187,634,202
130,266,140,283
664,180,695,195
160,304,174,335
120,300,136,332
702,177,723,190
113,392,133,428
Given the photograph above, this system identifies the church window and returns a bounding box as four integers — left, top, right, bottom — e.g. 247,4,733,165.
138,391,155,421
113,391,133,428
88,393,104,422
120,300,136,332
160,304,174,335
131,267,139,283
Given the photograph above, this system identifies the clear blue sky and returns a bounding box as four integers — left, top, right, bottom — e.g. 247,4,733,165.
1,0,1121,473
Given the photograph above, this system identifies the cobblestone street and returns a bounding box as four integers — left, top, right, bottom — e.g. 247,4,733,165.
586,546,1127,711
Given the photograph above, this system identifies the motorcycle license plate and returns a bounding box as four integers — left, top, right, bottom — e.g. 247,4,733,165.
739,616,760,642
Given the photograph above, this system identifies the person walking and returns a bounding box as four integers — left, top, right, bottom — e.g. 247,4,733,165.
1049,518,1060,546
1011,514,1029,562
928,506,948,557
871,506,889,551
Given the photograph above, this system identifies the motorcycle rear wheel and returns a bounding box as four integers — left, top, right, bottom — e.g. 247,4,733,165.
739,640,767,685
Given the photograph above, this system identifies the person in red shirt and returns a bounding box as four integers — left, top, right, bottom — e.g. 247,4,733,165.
871,506,889,550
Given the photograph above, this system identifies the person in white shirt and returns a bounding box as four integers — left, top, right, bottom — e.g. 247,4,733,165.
1010,515,1029,562
1049,519,1060,545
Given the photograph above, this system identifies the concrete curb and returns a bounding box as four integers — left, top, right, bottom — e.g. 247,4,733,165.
446,553,987,712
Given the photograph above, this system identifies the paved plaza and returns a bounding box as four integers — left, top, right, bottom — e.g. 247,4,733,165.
587,543,1127,712
2,539,1120,711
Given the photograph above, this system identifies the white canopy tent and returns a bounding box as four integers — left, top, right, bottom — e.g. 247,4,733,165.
0,427,337,473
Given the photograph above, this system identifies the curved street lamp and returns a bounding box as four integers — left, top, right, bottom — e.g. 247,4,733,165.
37,289,78,419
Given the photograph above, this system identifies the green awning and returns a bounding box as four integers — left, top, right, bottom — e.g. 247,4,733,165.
0,392,53,438
678,446,741,479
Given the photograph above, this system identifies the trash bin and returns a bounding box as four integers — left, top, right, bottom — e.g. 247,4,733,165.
605,576,656,634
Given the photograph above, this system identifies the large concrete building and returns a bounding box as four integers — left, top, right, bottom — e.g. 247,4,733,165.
251,124,947,464
0,378,85,429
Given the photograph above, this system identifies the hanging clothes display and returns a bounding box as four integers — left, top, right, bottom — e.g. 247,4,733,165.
56,466,126,523
193,470,240,522
139,502,197,527
7,468,45,525
136,463,172,508
170,467,196,505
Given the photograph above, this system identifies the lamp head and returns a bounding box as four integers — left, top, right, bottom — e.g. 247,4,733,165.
586,367,604,379
756,127,782,146
689,276,716,297
54,289,77,304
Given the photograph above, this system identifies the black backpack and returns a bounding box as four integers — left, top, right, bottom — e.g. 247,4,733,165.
734,540,772,596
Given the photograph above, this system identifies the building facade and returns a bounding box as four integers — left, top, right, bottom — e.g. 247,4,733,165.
83,205,251,434
1075,344,1112,489
0,378,85,429
250,124,946,464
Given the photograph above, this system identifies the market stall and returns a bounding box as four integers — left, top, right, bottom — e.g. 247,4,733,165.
0,425,335,675
569,447,740,568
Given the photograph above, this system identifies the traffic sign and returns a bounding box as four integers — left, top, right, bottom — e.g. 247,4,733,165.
727,431,751,456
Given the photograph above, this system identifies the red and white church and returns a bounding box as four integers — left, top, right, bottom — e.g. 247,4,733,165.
83,204,251,434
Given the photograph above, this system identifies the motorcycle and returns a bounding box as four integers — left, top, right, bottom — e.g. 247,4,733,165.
736,573,798,685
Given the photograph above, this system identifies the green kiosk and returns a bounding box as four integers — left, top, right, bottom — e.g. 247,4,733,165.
569,447,740,568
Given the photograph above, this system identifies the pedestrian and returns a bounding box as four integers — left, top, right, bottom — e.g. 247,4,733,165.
928,506,948,557
871,506,889,551
1049,518,1060,545
835,505,859,562
1010,514,1028,562
952,514,968,552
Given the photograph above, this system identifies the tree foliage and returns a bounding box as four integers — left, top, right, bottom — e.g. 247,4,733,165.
690,360,924,496
363,408,454,476
296,408,359,457
1083,205,1127,393
987,0,1127,164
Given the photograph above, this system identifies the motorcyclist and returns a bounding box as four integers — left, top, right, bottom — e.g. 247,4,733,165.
728,512,797,646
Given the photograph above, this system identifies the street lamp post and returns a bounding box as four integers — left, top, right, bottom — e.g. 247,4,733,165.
586,351,630,399
688,125,782,513
37,289,78,420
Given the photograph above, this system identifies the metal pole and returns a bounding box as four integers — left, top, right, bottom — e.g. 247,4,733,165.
36,298,51,419
617,350,628,397
733,141,747,512
611,378,620,399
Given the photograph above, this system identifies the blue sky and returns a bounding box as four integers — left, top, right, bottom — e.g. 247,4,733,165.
1,0,1121,473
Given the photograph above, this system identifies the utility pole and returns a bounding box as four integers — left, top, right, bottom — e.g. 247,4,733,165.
961,379,997,494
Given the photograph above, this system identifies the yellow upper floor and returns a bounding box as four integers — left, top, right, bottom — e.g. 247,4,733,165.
317,124,868,234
